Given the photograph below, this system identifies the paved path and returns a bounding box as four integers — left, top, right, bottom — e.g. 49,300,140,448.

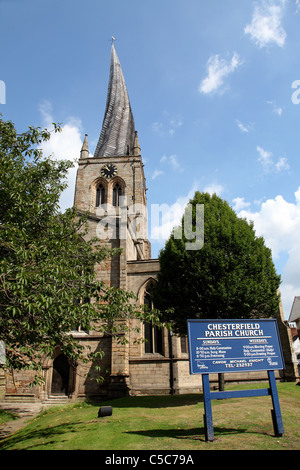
0,402,48,439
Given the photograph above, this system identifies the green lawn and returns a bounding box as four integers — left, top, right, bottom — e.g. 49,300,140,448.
0,382,299,450
0,409,18,426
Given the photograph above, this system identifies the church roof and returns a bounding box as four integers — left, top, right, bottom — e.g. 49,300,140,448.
289,296,300,323
94,43,136,158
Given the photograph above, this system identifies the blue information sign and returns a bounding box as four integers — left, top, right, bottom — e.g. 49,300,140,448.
187,319,285,375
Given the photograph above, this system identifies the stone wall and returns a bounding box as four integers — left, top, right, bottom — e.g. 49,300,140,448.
4,369,39,401
275,302,298,381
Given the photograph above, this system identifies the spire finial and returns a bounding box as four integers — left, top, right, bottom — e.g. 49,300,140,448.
80,134,89,159
133,130,141,156
111,36,116,46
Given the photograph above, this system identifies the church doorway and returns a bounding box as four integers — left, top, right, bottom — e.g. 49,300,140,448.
51,354,70,396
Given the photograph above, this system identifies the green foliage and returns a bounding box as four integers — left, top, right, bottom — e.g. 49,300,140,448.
154,192,281,335
0,116,159,381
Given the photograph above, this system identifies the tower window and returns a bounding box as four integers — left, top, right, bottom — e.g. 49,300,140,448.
113,182,122,207
96,184,105,207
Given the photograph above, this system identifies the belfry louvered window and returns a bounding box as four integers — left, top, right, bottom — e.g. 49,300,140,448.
113,182,122,207
96,184,105,207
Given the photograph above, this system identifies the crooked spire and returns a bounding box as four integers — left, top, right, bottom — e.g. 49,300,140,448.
94,43,136,158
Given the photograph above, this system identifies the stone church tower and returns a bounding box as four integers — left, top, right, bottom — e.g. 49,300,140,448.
74,43,151,291
72,43,163,398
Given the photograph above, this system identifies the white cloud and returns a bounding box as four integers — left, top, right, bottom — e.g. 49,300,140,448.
244,0,287,48
203,183,224,196
275,156,290,171
199,52,242,95
160,154,183,172
152,121,164,135
236,119,253,133
267,100,283,116
273,105,283,116
237,188,300,318
257,145,273,169
152,113,183,136
256,145,290,172
169,116,183,136
38,100,83,212
151,169,164,180
232,197,251,211
169,155,181,171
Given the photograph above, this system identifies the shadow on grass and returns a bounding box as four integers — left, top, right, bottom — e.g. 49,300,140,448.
0,420,83,450
93,394,204,409
125,426,247,442
0,422,248,449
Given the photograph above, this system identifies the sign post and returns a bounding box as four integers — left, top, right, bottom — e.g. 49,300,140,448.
187,319,285,441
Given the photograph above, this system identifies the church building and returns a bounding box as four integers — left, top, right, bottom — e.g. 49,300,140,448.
1,44,297,403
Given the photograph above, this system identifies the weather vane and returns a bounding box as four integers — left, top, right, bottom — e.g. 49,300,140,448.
111,36,116,45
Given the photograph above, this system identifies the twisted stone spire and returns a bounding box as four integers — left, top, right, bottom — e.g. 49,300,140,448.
94,43,136,157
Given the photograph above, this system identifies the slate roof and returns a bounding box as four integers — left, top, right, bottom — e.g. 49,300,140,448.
289,296,300,323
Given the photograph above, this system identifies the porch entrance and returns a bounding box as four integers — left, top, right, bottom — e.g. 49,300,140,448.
51,354,70,396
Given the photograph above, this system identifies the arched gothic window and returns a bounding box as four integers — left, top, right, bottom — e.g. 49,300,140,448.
96,183,105,207
113,182,122,207
144,286,163,354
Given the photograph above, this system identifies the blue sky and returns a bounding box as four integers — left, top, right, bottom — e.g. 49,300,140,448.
1,0,300,319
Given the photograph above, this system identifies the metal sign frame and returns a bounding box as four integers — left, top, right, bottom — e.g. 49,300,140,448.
187,319,285,442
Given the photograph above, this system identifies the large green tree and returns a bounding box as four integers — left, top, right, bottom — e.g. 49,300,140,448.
0,116,158,382
154,192,281,335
